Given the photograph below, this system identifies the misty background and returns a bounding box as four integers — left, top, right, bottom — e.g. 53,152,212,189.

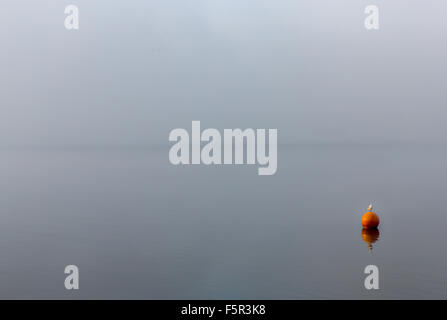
1,0,446,147
1,1,447,299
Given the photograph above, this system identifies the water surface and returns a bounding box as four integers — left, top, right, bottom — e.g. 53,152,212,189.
0,144,446,299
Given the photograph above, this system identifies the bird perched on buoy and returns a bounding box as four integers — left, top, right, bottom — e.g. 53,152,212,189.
361,204,380,229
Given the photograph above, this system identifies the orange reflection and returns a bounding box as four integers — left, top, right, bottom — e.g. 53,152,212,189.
361,228,380,252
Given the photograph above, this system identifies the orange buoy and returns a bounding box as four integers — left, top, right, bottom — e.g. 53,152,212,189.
361,204,380,229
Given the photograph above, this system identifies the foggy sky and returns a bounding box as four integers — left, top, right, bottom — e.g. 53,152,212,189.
1,0,446,146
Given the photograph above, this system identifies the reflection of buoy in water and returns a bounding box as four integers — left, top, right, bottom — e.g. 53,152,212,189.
361,228,380,252
361,204,380,229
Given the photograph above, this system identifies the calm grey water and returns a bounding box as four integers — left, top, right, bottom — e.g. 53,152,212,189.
0,144,446,299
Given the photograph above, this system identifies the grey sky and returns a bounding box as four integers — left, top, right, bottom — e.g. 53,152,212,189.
1,0,446,146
